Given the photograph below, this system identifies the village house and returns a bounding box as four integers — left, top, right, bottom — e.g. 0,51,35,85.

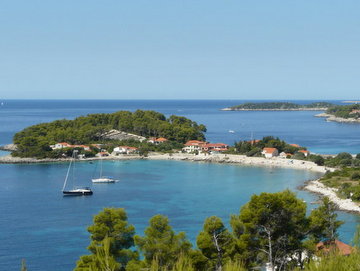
96,151,110,157
262,147,279,158
182,140,207,153
148,137,168,145
72,145,90,151
202,143,229,153
279,152,292,158
350,109,360,115
51,142,90,151
113,146,139,155
52,142,73,149
316,240,353,256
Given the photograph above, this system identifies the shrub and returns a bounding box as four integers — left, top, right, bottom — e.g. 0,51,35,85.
351,172,360,180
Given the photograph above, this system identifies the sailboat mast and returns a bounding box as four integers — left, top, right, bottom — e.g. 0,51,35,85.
62,158,73,191
62,150,77,191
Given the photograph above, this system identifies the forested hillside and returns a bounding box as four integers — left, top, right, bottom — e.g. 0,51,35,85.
12,110,206,158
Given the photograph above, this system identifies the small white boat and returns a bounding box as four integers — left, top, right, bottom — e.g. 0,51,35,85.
63,187,93,195
92,177,115,183
92,158,116,183
228,130,235,133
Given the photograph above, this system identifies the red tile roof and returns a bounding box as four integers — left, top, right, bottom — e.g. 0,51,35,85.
119,146,138,150
263,147,278,154
184,140,207,146
299,150,309,153
156,137,168,142
316,240,353,256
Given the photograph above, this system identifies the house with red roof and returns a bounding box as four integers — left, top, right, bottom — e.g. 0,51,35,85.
53,142,73,149
298,150,310,157
72,145,90,151
202,143,229,153
280,152,293,158
113,146,139,155
316,240,353,256
182,140,207,153
147,137,168,145
262,147,279,158
96,151,110,157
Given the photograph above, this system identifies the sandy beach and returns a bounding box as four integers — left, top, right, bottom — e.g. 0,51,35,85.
0,152,328,173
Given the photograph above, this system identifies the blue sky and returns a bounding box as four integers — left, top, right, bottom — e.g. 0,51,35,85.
1,1,360,99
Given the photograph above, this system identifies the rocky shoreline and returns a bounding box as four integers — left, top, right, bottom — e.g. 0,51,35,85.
221,107,328,111
315,113,360,123
303,180,360,214
0,143,17,151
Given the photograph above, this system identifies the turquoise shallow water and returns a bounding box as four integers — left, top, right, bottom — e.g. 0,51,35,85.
1,100,360,270
0,159,358,271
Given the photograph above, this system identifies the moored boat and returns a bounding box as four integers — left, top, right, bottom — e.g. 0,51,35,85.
91,157,117,183
62,150,93,196
92,177,115,183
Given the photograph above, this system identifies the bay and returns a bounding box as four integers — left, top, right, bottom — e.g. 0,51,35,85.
0,160,329,271
0,99,360,270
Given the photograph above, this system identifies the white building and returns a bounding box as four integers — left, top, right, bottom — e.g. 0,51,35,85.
262,148,279,158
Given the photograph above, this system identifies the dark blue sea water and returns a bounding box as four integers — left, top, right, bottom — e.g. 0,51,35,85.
0,100,360,270
1,99,360,154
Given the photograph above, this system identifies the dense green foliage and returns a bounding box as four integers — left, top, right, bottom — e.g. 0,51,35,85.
74,208,137,271
229,102,334,110
323,152,360,168
231,136,304,156
12,110,206,158
132,215,192,269
326,104,360,119
302,248,360,271
76,191,346,271
320,167,360,202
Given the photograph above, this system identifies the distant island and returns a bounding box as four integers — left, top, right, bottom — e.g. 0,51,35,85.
221,102,334,111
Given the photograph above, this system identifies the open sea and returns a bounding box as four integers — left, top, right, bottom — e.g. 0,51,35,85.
0,99,360,270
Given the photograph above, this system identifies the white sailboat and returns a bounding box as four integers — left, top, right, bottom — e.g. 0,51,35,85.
62,150,93,196
92,158,115,183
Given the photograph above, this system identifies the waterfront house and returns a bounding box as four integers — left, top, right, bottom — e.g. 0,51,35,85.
52,142,90,151
202,143,229,153
96,151,110,157
72,145,90,151
113,146,138,155
53,142,73,149
280,152,292,158
147,137,168,145
182,140,207,153
262,148,279,158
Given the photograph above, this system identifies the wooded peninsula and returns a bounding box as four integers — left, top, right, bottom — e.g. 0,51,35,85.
222,102,334,111
12,110,206,158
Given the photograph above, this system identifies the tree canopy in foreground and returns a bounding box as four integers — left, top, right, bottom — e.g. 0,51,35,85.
74,190,349,271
